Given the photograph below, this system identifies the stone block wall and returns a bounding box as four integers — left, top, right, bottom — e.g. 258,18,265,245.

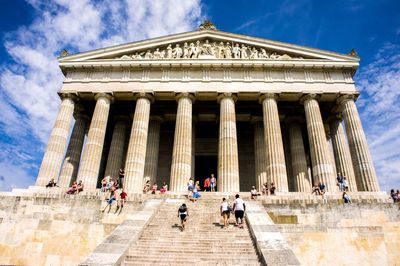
264,202,400,266
0,191,140,266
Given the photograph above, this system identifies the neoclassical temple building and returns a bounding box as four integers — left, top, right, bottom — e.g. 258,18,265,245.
35,21,380,194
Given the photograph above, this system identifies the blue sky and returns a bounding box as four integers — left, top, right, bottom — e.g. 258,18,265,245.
0,0,399,192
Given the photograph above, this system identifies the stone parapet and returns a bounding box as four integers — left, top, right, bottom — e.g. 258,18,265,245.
79,199,162,266
246,201,301,265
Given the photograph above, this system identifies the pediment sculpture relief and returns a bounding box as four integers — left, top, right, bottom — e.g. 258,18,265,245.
116,39,303,60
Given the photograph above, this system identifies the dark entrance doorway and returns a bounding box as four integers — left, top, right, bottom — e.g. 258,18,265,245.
195,155,217,191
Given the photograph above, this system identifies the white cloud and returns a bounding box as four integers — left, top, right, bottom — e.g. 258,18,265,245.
0,0,203,191
355,42,400,192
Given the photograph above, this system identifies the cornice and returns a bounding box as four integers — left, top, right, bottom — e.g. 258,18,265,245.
59,59,359,72
59,30,359,63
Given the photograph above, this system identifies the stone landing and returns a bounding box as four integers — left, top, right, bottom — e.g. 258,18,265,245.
0,188,398,265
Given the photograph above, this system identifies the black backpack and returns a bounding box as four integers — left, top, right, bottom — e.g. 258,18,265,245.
179,205,187,213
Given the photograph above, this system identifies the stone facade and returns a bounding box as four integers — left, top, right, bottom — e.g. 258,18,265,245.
35,25,380,194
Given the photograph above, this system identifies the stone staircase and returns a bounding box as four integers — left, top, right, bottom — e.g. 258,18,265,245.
121,197,262,265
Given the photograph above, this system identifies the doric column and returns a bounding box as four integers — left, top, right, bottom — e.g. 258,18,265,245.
143,116,162,185
57,108,89,188
170,93,194,192
337,95,380,191
218,93,240,192
124,93,153,193
76,93,113,189
260,93,288,192
287,118,312,192
252,117,267,192
36,94,76,186
328,115,358,191
301,94,336,191
325,130,338,179
104,116,129,182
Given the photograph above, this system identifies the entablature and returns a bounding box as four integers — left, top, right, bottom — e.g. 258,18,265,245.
62,66,355,85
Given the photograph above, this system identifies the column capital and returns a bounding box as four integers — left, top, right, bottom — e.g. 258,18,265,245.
217,92,237,103
94,92,114,103
336,94,356,105
299,93,320,105
175,92,195,103
59,92,78,102
259,93,278,103
133,92,154,103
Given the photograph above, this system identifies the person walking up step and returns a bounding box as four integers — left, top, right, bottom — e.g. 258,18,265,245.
220,197,231,228
178,203,189,231
233,194,246,229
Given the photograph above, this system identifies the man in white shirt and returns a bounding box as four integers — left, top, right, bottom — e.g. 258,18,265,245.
233,194,246,228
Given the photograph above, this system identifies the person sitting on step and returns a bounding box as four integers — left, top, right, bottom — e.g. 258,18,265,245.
343,191,352,203
151,182,158,194
66,181,77,194
250,186,258,199
160,182,168,194
143,180,150,193
45,178,57,188
76,180,84,194
262,182,269,195
270,182,276,195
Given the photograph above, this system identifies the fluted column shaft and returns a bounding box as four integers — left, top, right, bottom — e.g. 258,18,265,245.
329,117,358,191
338,95,380,191
302,94,336,191
170,94,194,192
288,122,312,192
104,117,129,181
144,117,162,185
58,112,88,188
77,93,112,189
253,119,267,191
261,94,288,192
36,95,75,186
124,94,153,193
218,93,240,192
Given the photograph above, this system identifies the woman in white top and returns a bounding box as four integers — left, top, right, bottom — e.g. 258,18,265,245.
220,198,231,228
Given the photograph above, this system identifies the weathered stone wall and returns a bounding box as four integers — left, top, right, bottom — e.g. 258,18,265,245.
264,202,400,266
0,190,140,266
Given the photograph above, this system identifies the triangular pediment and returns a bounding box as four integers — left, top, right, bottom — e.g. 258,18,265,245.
59,29,359,63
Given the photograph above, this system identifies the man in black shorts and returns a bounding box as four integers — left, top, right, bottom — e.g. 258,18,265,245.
233,194,246,228
177,203,189,231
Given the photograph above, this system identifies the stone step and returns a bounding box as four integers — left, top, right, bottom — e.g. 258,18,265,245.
134,240,254,246
123,260,261,266
126,252,258,258
130,246,257,252
123,257,261,264
121,198,261,265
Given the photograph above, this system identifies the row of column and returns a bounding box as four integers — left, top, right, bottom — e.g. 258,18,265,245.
253,93,380,192
36,92,380,193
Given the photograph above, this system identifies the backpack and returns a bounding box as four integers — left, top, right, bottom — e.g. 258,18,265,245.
179,205,187,213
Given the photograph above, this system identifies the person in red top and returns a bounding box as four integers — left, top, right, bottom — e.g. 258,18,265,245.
204,177,211,192
116,189,127,214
